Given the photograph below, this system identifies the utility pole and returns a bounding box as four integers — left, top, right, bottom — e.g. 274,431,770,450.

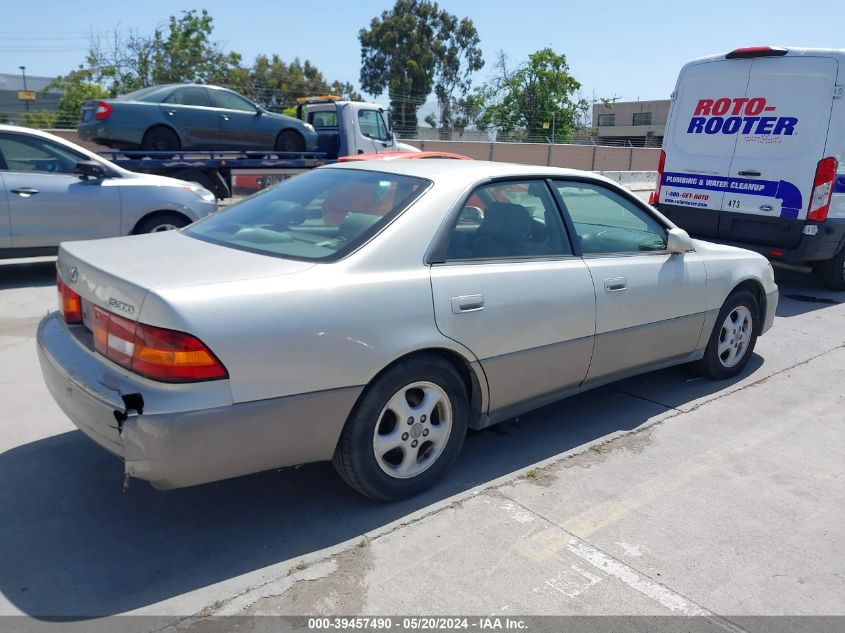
19,66,30,113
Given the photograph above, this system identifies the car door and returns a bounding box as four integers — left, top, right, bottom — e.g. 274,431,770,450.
0,132,120,248
429,179,596,415
0,171,10,249
159,86,219,149
719,55,838,247
212,89,274,149
659,58,753,237
552,179,707,383
355,109,392,154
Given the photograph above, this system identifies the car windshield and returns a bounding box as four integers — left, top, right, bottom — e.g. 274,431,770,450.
185,168,430,261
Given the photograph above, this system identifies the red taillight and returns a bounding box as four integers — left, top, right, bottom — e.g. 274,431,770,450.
807,157,838,222
648,149,666,206
57,274,82,324
91,306,227,383
770,251,784,257
94,101,113,120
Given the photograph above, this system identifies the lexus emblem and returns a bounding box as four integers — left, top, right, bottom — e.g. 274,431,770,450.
68,266,79,283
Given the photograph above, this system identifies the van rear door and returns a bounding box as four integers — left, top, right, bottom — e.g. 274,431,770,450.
659,59,753,238
718,56,837,248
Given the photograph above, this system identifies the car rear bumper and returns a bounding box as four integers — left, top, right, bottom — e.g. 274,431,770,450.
37,312,361,490
659,204,845,263
77,122,141,149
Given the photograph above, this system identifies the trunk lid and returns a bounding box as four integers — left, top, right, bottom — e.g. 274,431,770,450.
58,230,315,323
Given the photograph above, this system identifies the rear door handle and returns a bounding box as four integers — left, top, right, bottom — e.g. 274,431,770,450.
221,115,230,121
11,187,39,196
451,294,484,313
738,170,761,177
604,277,627,293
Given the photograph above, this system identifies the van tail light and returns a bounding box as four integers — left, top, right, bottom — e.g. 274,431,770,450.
91,306,227,382
648,149,666,206
725,46,788,60
807,157,838,222
57,274,82,324
94,101,113,120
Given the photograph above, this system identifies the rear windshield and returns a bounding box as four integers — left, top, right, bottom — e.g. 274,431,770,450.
185,168,430,261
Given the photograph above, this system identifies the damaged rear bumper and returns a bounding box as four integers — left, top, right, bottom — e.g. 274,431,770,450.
37,312,361,490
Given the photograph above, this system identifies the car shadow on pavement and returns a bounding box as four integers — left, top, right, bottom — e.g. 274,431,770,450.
773,268,843,318
0,259,57,290
0,357,765,620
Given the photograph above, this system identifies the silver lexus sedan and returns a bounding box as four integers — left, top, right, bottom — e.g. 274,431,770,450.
37,160,778,500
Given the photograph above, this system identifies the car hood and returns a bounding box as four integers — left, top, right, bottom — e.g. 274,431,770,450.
58,231,315,322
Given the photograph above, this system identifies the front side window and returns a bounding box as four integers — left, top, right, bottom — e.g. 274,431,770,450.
186,168,429,261
0,133,86,174
213,90,258,113
444,180,572,260
358,110,389,141
553,181,667,254
164,87,213,107
310,111,338,128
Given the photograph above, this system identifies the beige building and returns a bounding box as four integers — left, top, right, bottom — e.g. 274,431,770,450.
593,99,669,147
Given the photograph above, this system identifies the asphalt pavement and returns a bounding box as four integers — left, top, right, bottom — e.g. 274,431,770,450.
0,255,842,632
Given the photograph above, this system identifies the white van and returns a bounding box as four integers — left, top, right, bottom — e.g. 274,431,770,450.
654,46,845,289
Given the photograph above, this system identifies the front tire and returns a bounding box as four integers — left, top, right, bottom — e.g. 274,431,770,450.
694,290,759,380
135,213,190,234
332,354,469,501
818,248,845,291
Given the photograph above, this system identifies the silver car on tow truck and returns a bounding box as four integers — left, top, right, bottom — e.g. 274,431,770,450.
37,160,778,500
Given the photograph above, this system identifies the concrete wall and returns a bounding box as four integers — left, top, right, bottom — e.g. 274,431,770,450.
407,139,660,172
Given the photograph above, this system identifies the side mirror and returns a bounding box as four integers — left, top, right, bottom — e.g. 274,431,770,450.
75,161,107,180
666,227,694,254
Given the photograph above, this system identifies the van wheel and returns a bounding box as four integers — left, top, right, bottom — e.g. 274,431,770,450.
818,248,845,291
694,290,759,380
332,354,468,501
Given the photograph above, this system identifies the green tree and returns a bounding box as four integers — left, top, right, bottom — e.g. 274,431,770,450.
478,49,585,143
46,67,106,128
244,55,362,111
359,0,483,137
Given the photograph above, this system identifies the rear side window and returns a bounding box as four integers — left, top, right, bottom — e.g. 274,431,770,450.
445,180,572,260
163,87,213,107
554,181,667,254
310,111,338,128
186,168,430,261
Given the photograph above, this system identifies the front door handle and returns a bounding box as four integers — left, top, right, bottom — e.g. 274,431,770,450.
220,115,230,121
604,277,627,293
11,187,39,196
738,170,761,177
451,294,484,313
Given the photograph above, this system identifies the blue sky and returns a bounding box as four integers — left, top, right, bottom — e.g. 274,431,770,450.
1,0,843,107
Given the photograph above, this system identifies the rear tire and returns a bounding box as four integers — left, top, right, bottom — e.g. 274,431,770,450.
275,130,305,154
135,213,190,234
141,127,180,154
818,248,845,291
694,290,760,380
332,354,468,501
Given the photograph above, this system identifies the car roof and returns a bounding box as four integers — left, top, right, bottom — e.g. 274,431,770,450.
325,158,615,187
